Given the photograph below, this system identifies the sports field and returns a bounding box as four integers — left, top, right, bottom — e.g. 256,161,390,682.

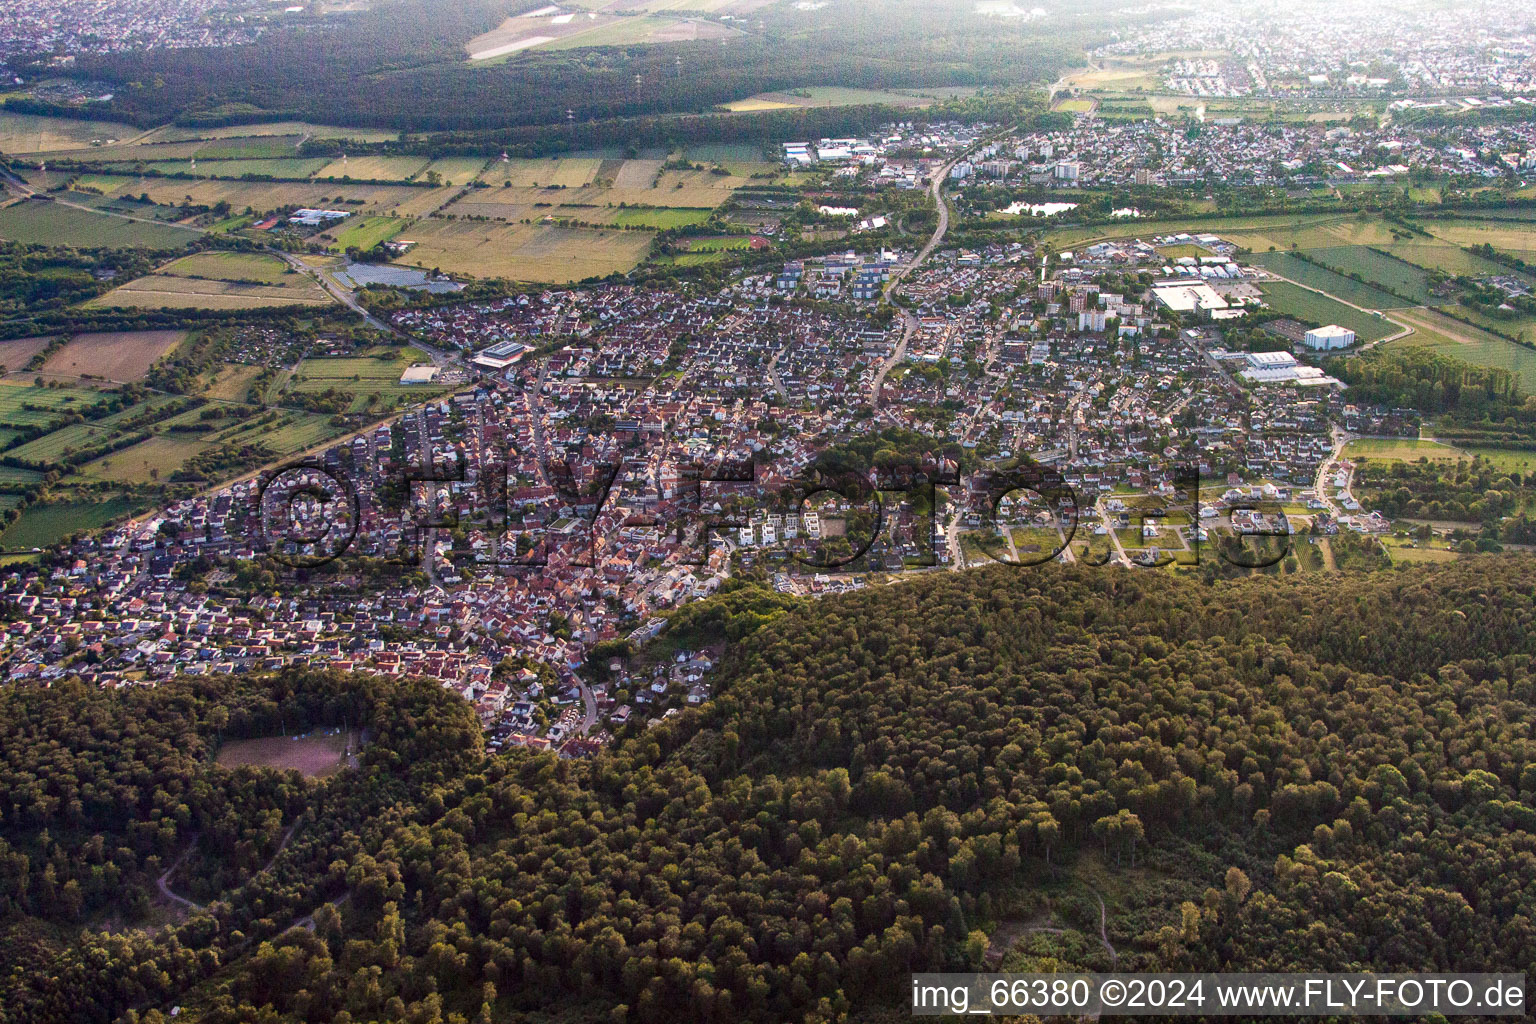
216,729,360,778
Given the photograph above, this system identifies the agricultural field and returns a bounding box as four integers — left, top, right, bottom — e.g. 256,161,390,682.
187,136,308,159
0,337,62,378
39,331,187,381
603,207,712,229
324,215,411,251
0,111,144,153
393,218,652,282
1421,218,1536,258
200,363,268,402
539,14,742,50
1256,282,1401,342
1296,245,1434,303
71,175,423,216
314,155,431,181
133,157,329,180
1342,438,1536,475
612,159,664,189
719,86,935,112
0,497,139,551
1248,251,1416,308
285,346,447,412
90,253,333,311
683,143,767,164
0,198,201,249
418,157,492,185
145,121,400,144
215,729,361,778
1386,307,1536,392
0,378,107,418
483,156,603,188
1384,244,1524,281
655,166,759,194
76,436,212,485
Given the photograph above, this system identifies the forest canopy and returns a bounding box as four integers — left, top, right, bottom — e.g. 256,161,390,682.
3,560,1535,1023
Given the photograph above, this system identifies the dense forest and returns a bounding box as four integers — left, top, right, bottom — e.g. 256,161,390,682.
42,0,1090,133
3,560,1536,1022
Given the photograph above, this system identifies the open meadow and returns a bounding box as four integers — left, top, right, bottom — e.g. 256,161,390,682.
1342,438,1536,475
0,111,146,153
1386,308,1536,391
89,252,333,311
0,198,201,249
393,218,652,281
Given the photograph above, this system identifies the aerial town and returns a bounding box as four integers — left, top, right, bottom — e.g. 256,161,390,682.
0,226,1415,754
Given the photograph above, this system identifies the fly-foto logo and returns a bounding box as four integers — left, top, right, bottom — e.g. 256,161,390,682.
249,455,1294,573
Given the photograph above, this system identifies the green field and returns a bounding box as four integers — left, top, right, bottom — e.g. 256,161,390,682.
0,199,200,249
328,215,410,251
602,207,712,229
1257,282,1401,342
1249,251,1415,309
1423,218,1536,258
0,111,143,153
1383,244,1518,281
0,497,139,550
417,157,492,185
133,157,329,180
191,136,307,159
0,381,110,426
1297,246,1434,303
284,347,446,411
1387,308,1536,392
680,235,753,252
1342,438,1536,474
161,251,296,285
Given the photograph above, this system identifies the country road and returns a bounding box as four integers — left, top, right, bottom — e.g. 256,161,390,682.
871,148,963,408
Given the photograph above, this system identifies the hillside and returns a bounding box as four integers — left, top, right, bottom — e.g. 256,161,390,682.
3,560,1536,1022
